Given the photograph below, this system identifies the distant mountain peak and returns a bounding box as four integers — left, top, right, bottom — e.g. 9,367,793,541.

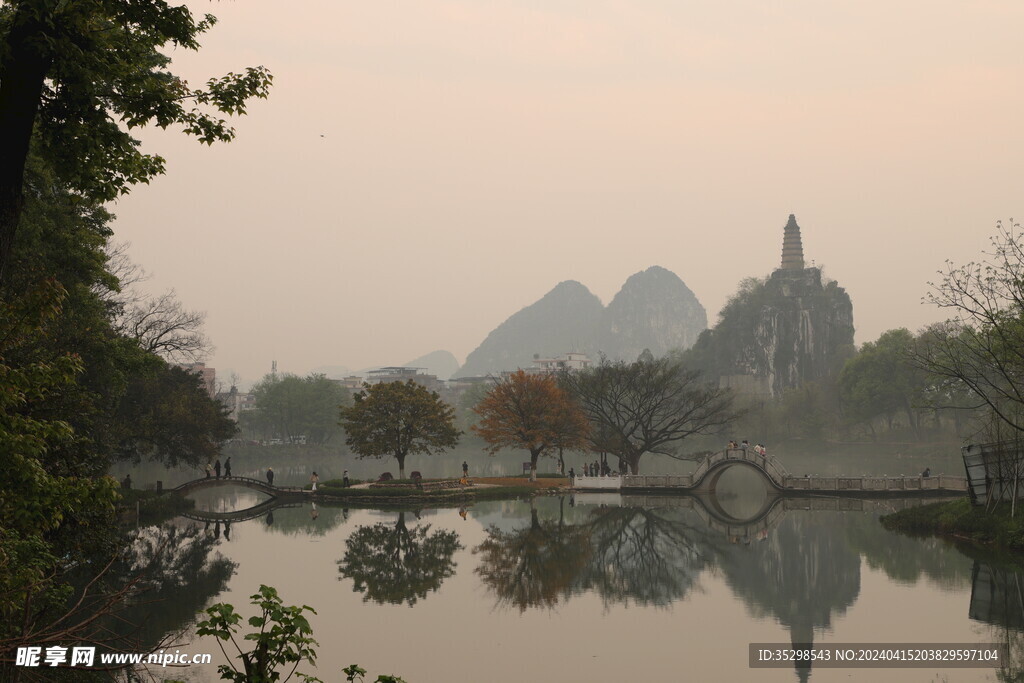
454,268,706,377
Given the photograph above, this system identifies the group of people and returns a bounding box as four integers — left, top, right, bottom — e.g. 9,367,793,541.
204,457,232,479
577,460,613,477
728,439,768,456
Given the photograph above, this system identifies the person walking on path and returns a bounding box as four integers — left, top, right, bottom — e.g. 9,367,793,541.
310,471,319,492
266,467,274,487
462,461,469,477
343,470,350,487
205,462,213,479
224,457,232,478
214,459,221,479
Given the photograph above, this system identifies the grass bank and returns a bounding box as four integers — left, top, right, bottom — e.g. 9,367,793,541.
880,498,1024,550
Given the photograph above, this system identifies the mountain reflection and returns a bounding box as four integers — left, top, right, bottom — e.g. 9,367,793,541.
338,511,463,606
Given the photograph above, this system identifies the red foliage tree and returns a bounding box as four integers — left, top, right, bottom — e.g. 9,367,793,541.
472,371,589,481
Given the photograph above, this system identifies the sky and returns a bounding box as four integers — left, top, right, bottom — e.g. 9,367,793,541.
110,0,1024,386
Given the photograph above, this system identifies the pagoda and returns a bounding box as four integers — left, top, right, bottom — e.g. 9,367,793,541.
779,214,805,270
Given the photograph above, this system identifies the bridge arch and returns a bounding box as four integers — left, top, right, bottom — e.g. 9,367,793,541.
689,449,788,493
168,475,303,499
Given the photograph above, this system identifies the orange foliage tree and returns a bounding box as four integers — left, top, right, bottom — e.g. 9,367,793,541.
472,370,589,481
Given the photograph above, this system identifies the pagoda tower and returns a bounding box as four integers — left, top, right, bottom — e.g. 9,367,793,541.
780,214,805,270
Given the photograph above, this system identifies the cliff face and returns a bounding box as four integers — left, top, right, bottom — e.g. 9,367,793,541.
454,267,707,377
455,280,604,378
600,266,707,361
689,268,854,397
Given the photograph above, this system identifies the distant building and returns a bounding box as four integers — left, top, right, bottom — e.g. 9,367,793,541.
365,367,445,393
529,352,592,373
175,362,216,397
216,386,256,422
335,376,365,390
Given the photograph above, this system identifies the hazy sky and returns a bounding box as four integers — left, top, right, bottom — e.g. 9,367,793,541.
111,1,1024,385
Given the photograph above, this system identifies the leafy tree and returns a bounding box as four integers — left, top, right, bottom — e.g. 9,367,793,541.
839,329,930,437
0,0,272,281
914,221,1024,434
561,355,737,474
340,380,460,478
112,364,237,467
337,511,462,606
472,370,589,481
249,373,349,445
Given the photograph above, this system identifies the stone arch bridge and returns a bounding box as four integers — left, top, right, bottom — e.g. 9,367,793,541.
574,448,968,495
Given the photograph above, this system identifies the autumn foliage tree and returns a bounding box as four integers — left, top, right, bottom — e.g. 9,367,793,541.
472,370,589,481
340,380,460,479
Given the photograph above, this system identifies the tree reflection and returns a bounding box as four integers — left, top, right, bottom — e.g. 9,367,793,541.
577,506,719,607
338,511,462,606
844,511,972,589
474,506,591,611
106,522,237,651
474,500,723,610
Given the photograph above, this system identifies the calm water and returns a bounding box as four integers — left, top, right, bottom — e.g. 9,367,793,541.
125,477,1024,683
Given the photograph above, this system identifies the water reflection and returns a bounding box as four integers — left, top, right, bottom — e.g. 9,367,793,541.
475,499,726,610
155,487,1024,683
475,505,592,611
338,511,463,606
107,522,236,652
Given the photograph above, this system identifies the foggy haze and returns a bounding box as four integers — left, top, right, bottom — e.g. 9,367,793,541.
108,1,1024,384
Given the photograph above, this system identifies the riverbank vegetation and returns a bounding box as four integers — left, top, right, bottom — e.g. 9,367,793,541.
0,0,272,672
881,499,1024,550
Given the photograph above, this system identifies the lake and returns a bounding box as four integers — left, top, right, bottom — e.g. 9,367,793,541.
125,473,1024,683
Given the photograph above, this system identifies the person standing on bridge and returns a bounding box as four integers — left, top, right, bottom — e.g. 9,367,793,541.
214,459,221,479
224,457,232,478
205,462,213,479
266,467,274,487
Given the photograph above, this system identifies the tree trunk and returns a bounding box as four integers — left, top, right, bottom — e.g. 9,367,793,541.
530,449,540,482
396,453,406,479
0,10,52,283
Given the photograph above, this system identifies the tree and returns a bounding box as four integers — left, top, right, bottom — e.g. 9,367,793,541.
117,289,210,363
112,363,237,467
915,221,1024,434
839,329,930,437
339,380,460,478
561,355,737,474
249,373,349,445
337,512,462,606
0,0,272,282
472,370,589,481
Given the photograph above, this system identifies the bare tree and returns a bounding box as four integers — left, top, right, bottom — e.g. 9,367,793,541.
914,220,1024,433
120,290,210,362
561,355,737,474
101,243,211,363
